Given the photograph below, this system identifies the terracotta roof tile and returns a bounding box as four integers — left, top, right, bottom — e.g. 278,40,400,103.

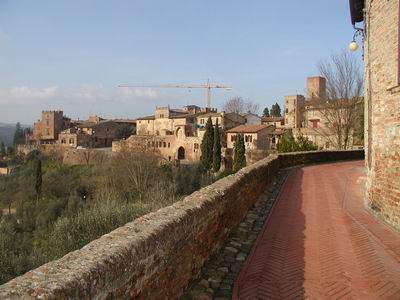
226,124,272,133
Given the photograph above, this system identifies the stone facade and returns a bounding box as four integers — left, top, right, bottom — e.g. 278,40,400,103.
226,125,274,151
361,0,400,229
261,116,285,128
116,106,246,163
113,134,201,163
242,113,262,125
30,111,136,149
31,110,71,144
0,150,363,299
307,76,326,100
284,77,362,150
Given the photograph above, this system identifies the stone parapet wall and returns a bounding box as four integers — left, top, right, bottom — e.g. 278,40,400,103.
278,150,364,169
0,150,363,299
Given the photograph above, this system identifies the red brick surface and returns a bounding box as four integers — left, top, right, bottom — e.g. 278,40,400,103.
234,161,400,299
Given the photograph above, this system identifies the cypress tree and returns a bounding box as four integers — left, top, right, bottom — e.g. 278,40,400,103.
270,103,282,117
13,122,24,145
0,141,6,157
212,119,221,172
233,133,246,172
34,158,42,202
263,107,270,117
200,117,214,171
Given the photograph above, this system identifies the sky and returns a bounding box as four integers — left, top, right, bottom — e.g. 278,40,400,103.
0,0,361,124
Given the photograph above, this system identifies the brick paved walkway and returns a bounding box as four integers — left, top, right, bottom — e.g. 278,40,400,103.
233,161,400,300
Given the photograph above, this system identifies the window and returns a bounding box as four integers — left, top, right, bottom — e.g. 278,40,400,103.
245,135,253,143
168,142,170,148
69,138,74,144
106,128,109,132
286,109,288,113
160,114,164,118
148,120,150,124
163,142,166,148
201,119,205,124
231,135,237,142
311,120,318,128
152,141,155,147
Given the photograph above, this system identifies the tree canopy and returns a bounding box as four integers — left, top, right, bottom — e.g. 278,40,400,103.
212,119,221,172
223,97,260,115
270,103,282,117
13,123,25,145
263,107,270,117
0,141,6,157
115,124,134,140
277,131,317,153
200,117,214,171
317,49,364,149
233,133,246,172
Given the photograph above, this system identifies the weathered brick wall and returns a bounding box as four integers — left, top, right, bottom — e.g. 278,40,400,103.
0,150,363,299
364,0,400,229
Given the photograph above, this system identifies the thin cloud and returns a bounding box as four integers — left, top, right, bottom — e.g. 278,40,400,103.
0,85,159,106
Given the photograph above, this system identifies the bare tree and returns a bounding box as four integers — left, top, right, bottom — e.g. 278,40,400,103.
316,50,364,150
83,148,92,165
104,150,160,202
223,97,260,115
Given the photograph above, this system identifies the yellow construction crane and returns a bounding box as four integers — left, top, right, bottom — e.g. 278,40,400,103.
118,79,232,108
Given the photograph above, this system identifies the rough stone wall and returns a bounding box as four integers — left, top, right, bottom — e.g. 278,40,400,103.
364,0,400,229
0,150,363,299
62,148,112,165
112,134,201,162
284,95,305,129
307,76,326,100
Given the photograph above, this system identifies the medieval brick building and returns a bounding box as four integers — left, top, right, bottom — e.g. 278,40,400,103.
283,76,362,150
31,110,71,144
350,0,400,229
113,106,251,163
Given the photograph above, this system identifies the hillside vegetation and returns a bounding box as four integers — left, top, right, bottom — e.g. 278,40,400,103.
0,150,213,284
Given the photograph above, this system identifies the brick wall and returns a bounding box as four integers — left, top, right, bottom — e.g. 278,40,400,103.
364,0,400,229
0,150,363,299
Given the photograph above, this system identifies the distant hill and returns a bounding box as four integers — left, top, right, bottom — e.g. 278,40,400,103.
0,125,15,147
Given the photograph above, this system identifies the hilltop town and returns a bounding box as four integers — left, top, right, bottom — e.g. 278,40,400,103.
10,75,363,168
1,1,399,299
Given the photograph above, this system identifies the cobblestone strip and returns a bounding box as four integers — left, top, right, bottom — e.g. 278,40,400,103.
181,169,289,300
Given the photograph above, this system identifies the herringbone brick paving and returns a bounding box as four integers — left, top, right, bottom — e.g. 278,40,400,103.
233,161,400,300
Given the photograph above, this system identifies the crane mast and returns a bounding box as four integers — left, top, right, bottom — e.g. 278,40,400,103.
119,79,232,108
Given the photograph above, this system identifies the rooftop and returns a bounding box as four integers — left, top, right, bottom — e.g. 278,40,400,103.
227,124,272,133
262,116,284,122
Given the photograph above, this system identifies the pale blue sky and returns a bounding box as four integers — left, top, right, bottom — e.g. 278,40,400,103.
0,0,360,124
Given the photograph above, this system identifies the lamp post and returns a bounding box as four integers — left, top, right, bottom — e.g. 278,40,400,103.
349,27,364,52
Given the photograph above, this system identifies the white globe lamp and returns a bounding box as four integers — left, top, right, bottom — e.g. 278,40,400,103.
349,41,359,52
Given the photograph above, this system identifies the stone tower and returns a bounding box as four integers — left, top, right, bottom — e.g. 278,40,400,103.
284,95,305,129
307,76,326,100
